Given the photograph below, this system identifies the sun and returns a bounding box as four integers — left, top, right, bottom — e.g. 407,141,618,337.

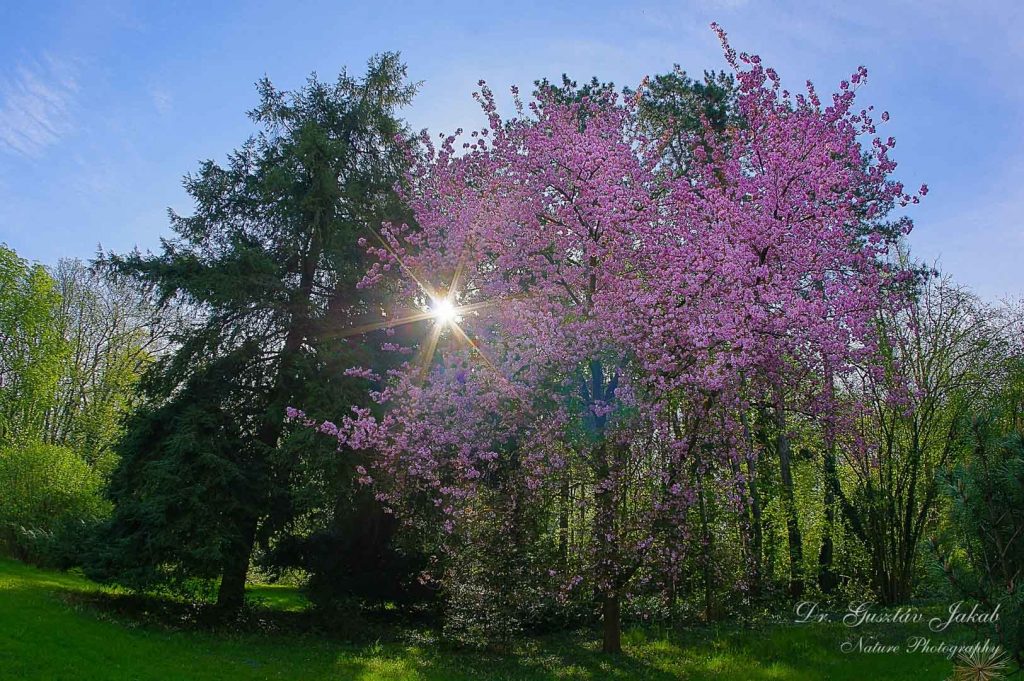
431,297,457,326
333,224,499,379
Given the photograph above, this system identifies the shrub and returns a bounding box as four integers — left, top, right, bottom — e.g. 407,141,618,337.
441,540,555,651
439,493,563,651
932,418,1024,669
0,442,110,566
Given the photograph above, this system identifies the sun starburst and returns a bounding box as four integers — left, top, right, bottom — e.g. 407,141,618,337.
431,297,458,325
325,224,502,381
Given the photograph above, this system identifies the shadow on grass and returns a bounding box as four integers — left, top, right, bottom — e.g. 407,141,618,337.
0,559,963,681
63,591,687,679
322,636,692,681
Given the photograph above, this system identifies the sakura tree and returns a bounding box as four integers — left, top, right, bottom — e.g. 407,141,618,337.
291,25,923,652
633,24,925,599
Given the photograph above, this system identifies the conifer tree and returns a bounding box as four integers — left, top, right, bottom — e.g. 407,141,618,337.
88,54,417,610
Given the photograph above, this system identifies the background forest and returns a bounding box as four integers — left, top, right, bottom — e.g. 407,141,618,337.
1,34,1022,679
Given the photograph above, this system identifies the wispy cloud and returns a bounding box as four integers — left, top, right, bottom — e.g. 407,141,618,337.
150,86,172,115
0,55,79,157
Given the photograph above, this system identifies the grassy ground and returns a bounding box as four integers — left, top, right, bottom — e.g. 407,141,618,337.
0,558,981,680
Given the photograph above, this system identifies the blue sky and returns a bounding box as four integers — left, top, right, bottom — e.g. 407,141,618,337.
1,0,1021,299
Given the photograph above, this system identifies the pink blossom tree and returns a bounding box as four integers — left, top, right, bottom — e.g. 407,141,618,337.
634,24,925,599
291,25,923,652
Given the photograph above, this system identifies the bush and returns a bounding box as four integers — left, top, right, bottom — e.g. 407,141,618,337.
933,418,1024,669
442,541,556,651
439,494,563,651
0,442,110,566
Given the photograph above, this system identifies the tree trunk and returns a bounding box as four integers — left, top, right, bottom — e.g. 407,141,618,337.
584,360,626,655
558,477,570,571
818,438,839,594
217,514,258,611
739,409,764,598
729,457,753,578
817,511,837,595
746,453,764,598
602,591,622,654
771,394,804,600
694,461,716,621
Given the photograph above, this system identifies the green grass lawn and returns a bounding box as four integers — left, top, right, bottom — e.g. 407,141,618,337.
245,582,310,613
0,558,976,680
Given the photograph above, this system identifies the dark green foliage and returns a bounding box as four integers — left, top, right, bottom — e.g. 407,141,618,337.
627,67,737,173
440,488,563,650
90,54,419,608
85,356,258,597
264,495,433,612
534,74,616,101
934,415,1024,668
534,69,737,162
630,67,735,132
